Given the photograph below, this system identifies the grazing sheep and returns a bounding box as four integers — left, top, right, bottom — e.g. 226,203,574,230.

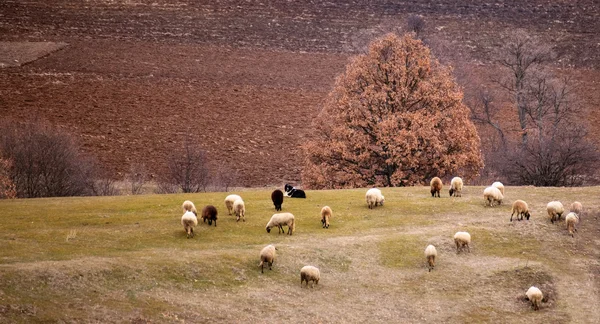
182,200,197,216
430,177,443,198
300,266,320,288
266,212,295,235
233,199,246,222
570,201,583,216
424,244,437,272
449,177,463,197
492,181,505,196
271,189,284,211
201,205,218,226
321,206,332,229
565,212,579,237
259,244,277,273
510,200,531,222
181,211,198,238
454,231,471,253
284,184,306,198
547,201,565,224
526,286,543,311
224,194,242,215
365,188,384,209
483,186,504,207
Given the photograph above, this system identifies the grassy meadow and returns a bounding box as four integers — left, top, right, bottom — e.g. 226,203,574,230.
0,186,599,323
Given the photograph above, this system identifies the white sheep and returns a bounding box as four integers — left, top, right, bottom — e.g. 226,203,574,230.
510,200,531,221
366,188,384,209
547,201,565,224
266,212,295,235
181,211,198,238
454,231,471,253
483,186,504,207
233,198,246,222
424,244,437,272
224,194,242,215
570,201,583,216
300,265,320,288
182,200,197,216
259,244,277,273
449,177,463,197
526,286,543,311
565,212,579,237
321,206,332,229
492,181,505,196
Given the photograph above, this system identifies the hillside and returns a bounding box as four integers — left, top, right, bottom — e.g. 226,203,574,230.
1,186,599,322
0,0,599,186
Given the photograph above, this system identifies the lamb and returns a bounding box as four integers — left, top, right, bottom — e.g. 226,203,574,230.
430,177,443,198
181,211,198,238
449,177,463,197
492,181,505,196
424,244,437,272
224,194,242,215
510,200,531,222
565,212,579,237
321,206,332,229
454,231,471,253
300,265,320,288
182,200,197,216
547,201,565,224
570,201,583,216
365,188,384,209
526,286,543,311
483,186,504,207
201,205,218,226
271,189,284,211
233,198,246,222
266,212,295,235
259,244,277,273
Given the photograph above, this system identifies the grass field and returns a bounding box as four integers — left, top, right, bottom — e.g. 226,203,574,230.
1,186,599,323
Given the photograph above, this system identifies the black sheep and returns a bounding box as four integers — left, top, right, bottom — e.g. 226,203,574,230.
271,189,284,211
201,205,218,226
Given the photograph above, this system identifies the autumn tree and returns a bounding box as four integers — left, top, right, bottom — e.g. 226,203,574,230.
0,157,16,199
302,33,484,189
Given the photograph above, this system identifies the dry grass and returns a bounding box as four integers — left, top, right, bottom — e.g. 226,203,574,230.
0,186,599,322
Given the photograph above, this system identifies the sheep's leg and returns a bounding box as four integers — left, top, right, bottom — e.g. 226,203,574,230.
455,241,460,253
510,212,514,222
214,219,217,227
466,243,470,253
269,261,272,270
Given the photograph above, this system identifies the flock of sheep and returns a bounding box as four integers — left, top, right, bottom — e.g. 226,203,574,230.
178,179,583,305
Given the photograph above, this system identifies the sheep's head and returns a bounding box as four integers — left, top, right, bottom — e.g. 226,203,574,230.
266,226,271,233
380,196,385,205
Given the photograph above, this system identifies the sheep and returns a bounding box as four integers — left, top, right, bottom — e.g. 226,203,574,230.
224,194,242,215
266,212,295,235
300,266,320,288
454,231,471,253
492,181,505,196
424,244,437,272
570,201,583,216
483,186,504,207
182,200,197,216
181,211,198,238
547,201,565,224
321,206,332,229
430,177,443,198
365,188,384,209
565,212,579,237
233,198,246,222
449,177,463,197
201,205,218,226
259,244,277,273
526,286,543,311
271,189,284,211
510,200,531,222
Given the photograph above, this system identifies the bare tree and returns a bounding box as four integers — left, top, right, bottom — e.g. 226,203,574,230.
212,165,239,192
406,14,425,38
468,89,506,149
128,162,148,195
157,139,211,193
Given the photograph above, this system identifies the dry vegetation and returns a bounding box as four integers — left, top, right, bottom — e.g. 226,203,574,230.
1,186,599,322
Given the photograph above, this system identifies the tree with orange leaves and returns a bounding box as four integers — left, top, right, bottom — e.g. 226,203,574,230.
302,33,484,189
0,157,16,199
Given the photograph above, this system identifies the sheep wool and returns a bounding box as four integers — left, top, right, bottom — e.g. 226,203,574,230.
547,201,565,224
201,205,218,226
565,212,579,237
449,177,463,197
271,189,284,211
483,186,503,207
181,211,198,238
182,200,197,216
300,266,320,288
365,188,384,209
233,199,246,222
259,244,277,273
224,194,242,215
424,245,437,272
526,286,543,311
430,177,443,198
510,200,531,222
570,201,583,216
454,231,471,253
321,206,332,229
266,212,295,235
492,181,505,196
